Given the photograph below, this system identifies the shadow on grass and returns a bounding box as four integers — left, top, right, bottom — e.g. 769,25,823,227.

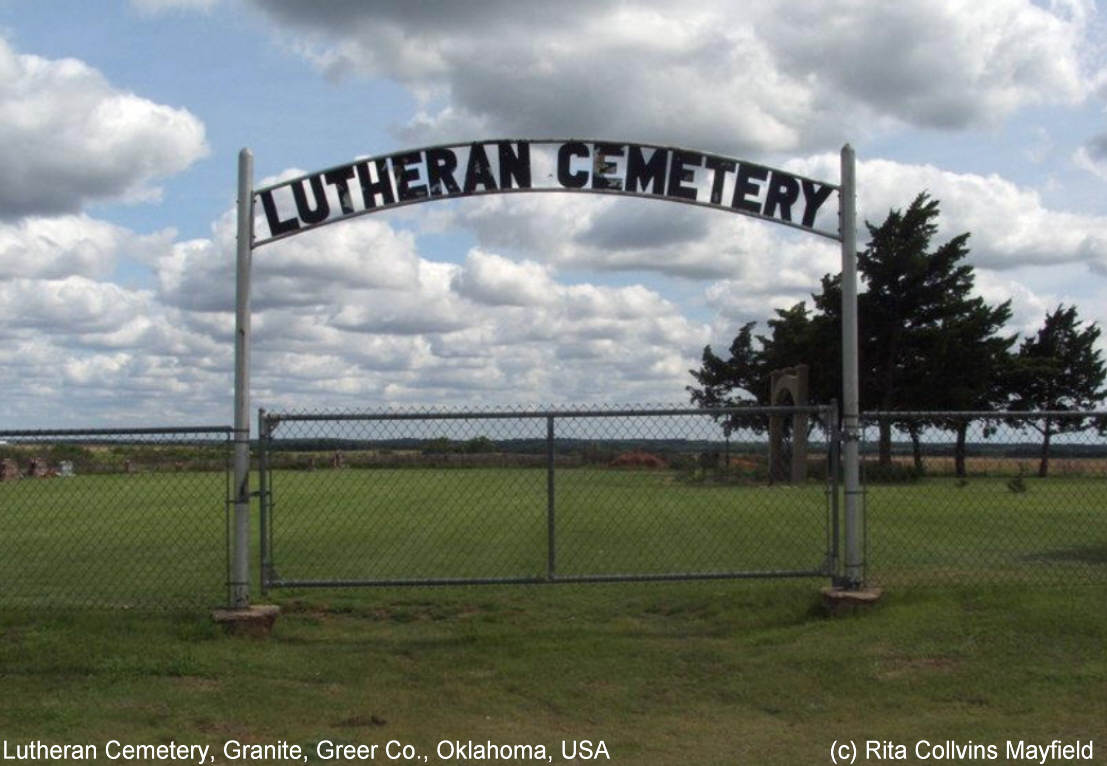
1023,544,1107,565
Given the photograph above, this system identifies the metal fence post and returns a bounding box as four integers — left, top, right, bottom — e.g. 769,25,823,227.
257,408,270,596
547,414,556,581
827,402,840,583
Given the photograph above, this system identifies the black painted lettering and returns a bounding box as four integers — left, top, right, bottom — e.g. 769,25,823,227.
800,180,835,228
463,143,498,193
763,171,800,222
703,155,736,205
392,151,428,201
557,141,589,188
355,158,396,208
667,150,701,201
291,175,330,225
625,145,667,195
498,141,531,189
324,165,357,214
259,189,300,237
425,148,460,197
591,143,624,191
732,162,769,214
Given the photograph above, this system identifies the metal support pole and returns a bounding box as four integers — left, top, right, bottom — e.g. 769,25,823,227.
839,144,863,588
827,401,840,582
546,415,556,580
257,408,270,596
231,148,254,608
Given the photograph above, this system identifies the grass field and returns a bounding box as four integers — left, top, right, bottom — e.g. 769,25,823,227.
1,466,1105,763
265,467,832,585
0,583,1104,764
0,471,227,608
2,465,1105,606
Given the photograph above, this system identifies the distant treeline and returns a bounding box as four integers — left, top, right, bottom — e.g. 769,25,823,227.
261,436,1107,459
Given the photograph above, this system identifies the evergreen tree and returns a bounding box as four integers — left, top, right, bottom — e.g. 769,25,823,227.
689,192,1015,475
1007,305,1106,477
922,296,1016,475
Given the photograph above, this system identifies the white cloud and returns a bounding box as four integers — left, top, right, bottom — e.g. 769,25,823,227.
451,249,556,307
0,38,208,218
787,154,1107,272
0,276,151,334
251,0,1099,153
156,207,422,312
0,215,146,279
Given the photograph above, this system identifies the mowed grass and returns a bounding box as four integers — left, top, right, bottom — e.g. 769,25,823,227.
0,471,227,608
0,467,1105,763
866,476,1107,585
0,583,1104,764
2,466,1104,602
266,467,832,584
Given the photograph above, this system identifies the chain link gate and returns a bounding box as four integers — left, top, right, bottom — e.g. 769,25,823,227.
256,405,840,592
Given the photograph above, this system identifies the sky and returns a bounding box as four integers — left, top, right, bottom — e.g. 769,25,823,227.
0,0,1105,429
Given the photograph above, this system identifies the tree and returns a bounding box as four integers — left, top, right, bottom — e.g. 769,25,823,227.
921,296,1016,476
1007,304,1106,477
689,192,1015,475
857,193,1003,466
687,301,837,434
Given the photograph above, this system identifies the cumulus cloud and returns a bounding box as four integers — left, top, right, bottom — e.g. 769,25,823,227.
759,0,1089,129
0,215,171,279
450,250,556,307
250,0,1098,153
786,154,1107,272
0,271,233,426
155,208,422,312
0,38,208,218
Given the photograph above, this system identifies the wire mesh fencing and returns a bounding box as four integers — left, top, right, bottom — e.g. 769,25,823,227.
0,427,232,609
257,405,837,590
859,411,1107,587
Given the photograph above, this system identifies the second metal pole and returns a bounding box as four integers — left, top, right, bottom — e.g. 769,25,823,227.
546,415,556,580
839,144,863,588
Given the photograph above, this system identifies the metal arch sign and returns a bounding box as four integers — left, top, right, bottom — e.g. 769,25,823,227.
251,139,842,246
228,139,864,609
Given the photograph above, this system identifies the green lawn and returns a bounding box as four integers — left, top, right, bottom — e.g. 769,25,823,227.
0,583,1104,764
2,467,1104,607
0,471,227,608
0,467,1105,763
265,467,832,585
866,476,1107,585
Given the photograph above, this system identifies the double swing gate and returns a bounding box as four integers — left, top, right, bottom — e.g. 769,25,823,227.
256,405,842,591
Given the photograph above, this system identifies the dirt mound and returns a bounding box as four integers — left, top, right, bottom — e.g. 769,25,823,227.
610,451,668,469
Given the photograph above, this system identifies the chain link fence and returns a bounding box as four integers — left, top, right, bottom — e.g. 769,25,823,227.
258,405,837,590
860,411,1107,586
0,427,232,609
1,408,1101,610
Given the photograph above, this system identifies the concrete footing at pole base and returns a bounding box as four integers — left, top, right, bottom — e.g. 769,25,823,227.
820,586,883,616
211,604,280,636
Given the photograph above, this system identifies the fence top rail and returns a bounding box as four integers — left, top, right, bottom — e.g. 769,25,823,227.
0,425,234,438
263,405,828,424
862,410,1107,419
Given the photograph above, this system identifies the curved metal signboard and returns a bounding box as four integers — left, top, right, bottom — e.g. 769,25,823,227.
252,139,841,246
228,139,862,609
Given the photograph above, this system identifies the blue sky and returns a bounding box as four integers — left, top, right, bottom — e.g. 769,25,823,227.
0,0,1105,427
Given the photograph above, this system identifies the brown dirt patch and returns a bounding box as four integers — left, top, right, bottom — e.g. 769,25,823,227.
610,451,669,469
